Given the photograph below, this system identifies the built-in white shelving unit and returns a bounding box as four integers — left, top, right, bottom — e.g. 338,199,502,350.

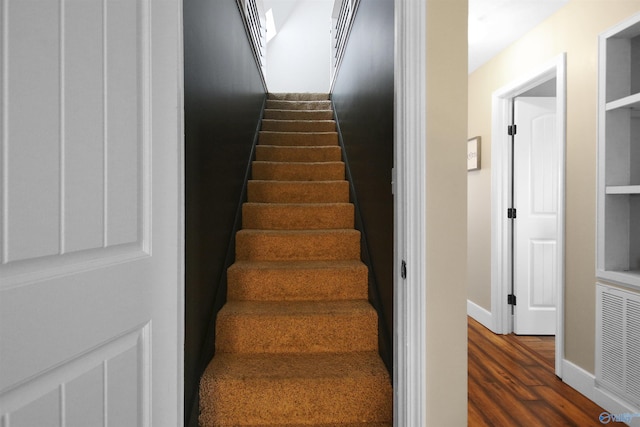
597,12,640,289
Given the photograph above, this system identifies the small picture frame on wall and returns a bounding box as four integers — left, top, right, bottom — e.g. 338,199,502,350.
467,136,481,171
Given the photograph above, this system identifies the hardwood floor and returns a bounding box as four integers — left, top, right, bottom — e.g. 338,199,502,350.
511,333,555,368
468,317,607,426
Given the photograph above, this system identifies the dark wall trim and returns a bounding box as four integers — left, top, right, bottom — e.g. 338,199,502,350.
184,0,267,425
330,0,395,376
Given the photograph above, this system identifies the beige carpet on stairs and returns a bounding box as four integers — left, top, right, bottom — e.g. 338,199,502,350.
199,93,393,427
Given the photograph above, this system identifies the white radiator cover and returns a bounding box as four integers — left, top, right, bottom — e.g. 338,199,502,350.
596,283,640,407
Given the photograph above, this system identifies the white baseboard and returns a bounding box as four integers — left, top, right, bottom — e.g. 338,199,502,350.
562,359,640,426
561,359,596,400
467,299,494,332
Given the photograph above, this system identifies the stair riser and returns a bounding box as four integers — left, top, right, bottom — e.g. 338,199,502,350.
201,378,392,426
242,203,354,230
236,231,361,261
227,263,368,301
266,99,332,110
268,93,330,101
247,181,350,203
216,310,378,353
252,162,345,181
264,109,334,120
255,145,342,162
262,119,336,132
259,131,338,146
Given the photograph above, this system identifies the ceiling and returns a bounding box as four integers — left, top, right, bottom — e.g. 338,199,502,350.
468,0,569,72
262,0,571,74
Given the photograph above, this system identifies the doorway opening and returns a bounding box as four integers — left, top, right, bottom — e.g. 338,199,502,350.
490,53,567,376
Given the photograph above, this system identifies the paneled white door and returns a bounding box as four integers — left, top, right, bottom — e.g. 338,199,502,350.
0,1,184,426
514,97,557,336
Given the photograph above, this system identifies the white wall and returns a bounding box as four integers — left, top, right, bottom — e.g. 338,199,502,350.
264,0,333,93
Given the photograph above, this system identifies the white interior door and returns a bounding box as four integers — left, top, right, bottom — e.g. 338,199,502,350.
514,97,557,335
0,1,183,426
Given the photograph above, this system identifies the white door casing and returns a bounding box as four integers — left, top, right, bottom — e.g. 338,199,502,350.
0,0,184,425
514,97,558,335
394,0,427,425
490,53,566,375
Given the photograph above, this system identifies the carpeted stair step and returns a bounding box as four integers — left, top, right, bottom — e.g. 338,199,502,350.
215,300,378,353
259,130,338,146
264,108,334,120
236,229,360,261
199,352,392,426
268,92,329,101
242,202,354,230
266,99,332,110
256,145,342,162
261,119,336,132
226,260,368,301
247,180,350,203
234,424,392,427
252,161,345,181
231,424,392,427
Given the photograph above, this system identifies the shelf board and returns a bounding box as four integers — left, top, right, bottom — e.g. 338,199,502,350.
598,269,640,291
605,185,640,194
606,92,640,111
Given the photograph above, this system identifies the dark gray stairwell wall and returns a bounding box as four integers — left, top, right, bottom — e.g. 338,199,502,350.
184,0,266,425
331,0,394,375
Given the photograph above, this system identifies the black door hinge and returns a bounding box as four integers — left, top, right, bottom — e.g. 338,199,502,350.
507,208,517,219
508,124,517,136
401,260,407,279
508,294,517,306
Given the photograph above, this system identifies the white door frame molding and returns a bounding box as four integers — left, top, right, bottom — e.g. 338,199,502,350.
490,53,566,376
394,0,427,425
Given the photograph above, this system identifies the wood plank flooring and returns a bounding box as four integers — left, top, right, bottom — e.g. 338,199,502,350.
468,317,607,426
511,333,555,368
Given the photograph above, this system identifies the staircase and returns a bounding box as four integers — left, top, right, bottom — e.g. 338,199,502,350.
199,93,393,427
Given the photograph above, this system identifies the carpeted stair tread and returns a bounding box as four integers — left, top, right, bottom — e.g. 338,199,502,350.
261,119,336,133
256,145,342,162
227,260,368,301
215,300,378,353
262,424,392,427
247,180,350,203
229,424,391,427
236,229,361,261
266,99,332,110
242,202,354,230
218,299,376,318
259,131,338,146
235,424,392,427
200,352,392,426
252,161,345,181
264,109,334,120
204,351,388,380
268,93,330,101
